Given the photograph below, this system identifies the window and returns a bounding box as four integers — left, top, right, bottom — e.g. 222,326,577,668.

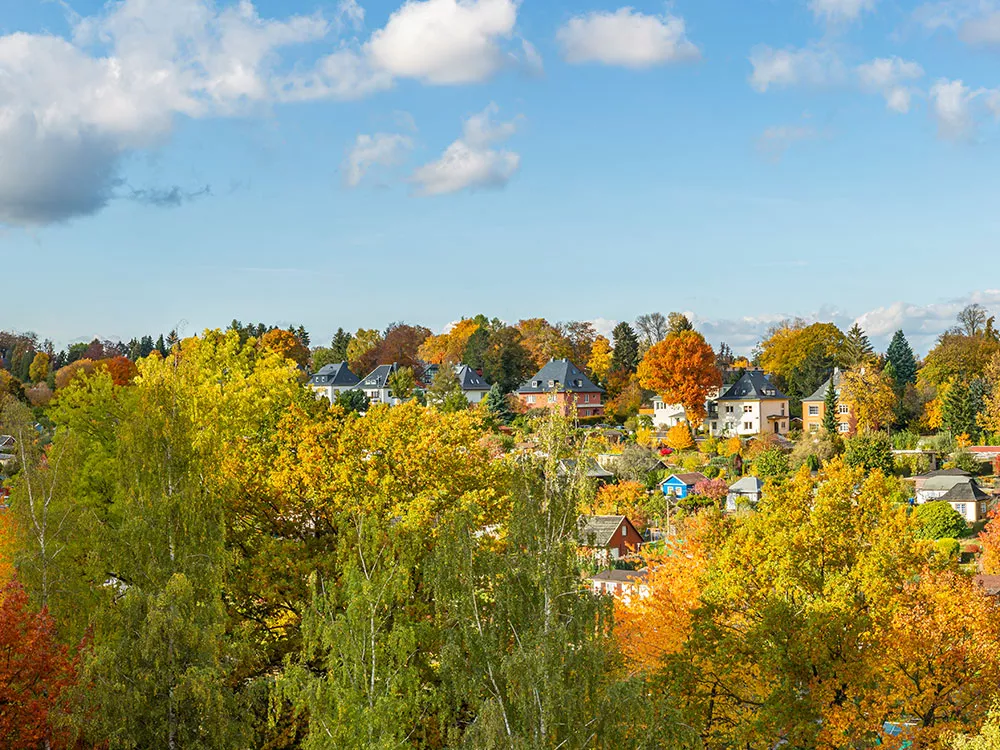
955,503,967,518
532,381,539,388
809,424,819,432
548,395,556,403
548,379,555,387
621,526,627,537
838,423,850,433
584,394,590,403
726,405,734,413
780,404,785,415
744,421,753,430
744,405,753,413
711,422,717,431
808,405,819,416
575,379,582,387
527,395,536,404
839,404,850,414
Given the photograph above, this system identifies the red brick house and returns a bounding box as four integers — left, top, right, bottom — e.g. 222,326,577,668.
577,515,643,560
516,359,605,418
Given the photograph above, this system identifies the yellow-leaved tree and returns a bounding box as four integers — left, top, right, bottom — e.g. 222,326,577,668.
840,364,896,432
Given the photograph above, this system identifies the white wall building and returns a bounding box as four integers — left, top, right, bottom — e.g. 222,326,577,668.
712,371,790,437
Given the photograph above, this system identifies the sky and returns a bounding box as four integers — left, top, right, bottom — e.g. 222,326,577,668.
1,0,1000,355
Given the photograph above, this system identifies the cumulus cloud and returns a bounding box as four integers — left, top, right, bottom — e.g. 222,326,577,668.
0,0,535,226
914,0,1000,45
857,57,924,113
749,45,844,92
556,8,700,68
411,103,520,195
366,0,519,84
960,10,1000,44
343,132,414,187
809,0,878,24
855,290,1000,352
929,78,980,139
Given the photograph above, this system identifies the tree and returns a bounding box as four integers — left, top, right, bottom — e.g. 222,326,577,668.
0,580,78,749
716,342,735,370
753,447,789,480
462,325,491,370
942,378,981,438
346,328,383,376
480,326,535,394
637,331,722,426
611,322,640,374
980,510,1000,575
27,352,49,384
979,352,1000,435
914,501,968,540
950,708,1000,750
427,366,468,413
758,321,846,408
635,313,668,348
692,478,729,510
386,366,416,402
667,312,694,336
483,383,514,425
330,327,353,361
591,480,649,530
310,347,338,371
419,319,481,365
516,318,572,368
336,388,370,414
839,323,874,369
840,365,896,432
371,323,431,378
565,321,597,369
587,335,613,384
822,376,839,435
665,423,695,452
260,329,310,368
886,330,918,387
957,303,991,338
100,355,139,386
843,432,894,474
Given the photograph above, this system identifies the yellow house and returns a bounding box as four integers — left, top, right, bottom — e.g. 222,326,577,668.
801,370,854,435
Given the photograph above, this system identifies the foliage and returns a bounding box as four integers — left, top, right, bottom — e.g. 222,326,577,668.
610,322,640,374
789,432,841,470
949,708,1000,750
914,501,968,540
386,366,416,402
371,323,431,377
516,318,572,368
54,359,96,390
604,372,644,423
634,312,668,349
758,320,846,405
721,436,742,457
335,388,370,413
822,376,839,434
418,319,481,364
637,331,721,425
587,335,613,384
99,355,138,386
979,352,1000,435
346,328,383,376
752,447,789,480
692,479,728,508
981,511,1000,575
591,481,649,530
260,328,311,368
844,432,894,475
840,364,896,432
942,378,985,438
427,366,469,413
952,448,982,475
28,352,49,384
886,329,918,387
330,327,353,362
664,423,694,452
483,383,514,425
479,326,535,395
840,323,874,369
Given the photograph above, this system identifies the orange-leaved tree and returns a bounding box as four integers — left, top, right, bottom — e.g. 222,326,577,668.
591,481,649,531
981,510,1000,575
665,422,695,452
418,319,481,365
259,328,310,368
98,355,139,386
638,330,721,426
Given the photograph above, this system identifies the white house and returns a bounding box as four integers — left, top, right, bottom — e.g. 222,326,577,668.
307,362,360,402
649,398,687,430
712,371,790,437
357,363,403,406
726,476,763,513
936,480,993,524
455,364,492,404
589,569,650,605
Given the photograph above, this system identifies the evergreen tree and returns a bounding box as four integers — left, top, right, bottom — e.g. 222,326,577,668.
335,388,370,414
942,379,979,437
295,325,310,348
156,334,167,356
840,323,874,369
611,322,640,374
165,330,179,350
330,328,352,362
462,326,491,370
139,335,155,358
823,375,839,435
480,326,535,394
483,383,514,425
886,330,917,387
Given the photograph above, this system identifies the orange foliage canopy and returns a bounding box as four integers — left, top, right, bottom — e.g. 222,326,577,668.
259,329,309,368
98,356,138,386
54,359,96,390
591,481,649,531
418,319,480,365
981,510,1000,575
638,331,722,426
0,581,78,749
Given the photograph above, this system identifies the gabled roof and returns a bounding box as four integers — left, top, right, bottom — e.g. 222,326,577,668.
661,472,708,487
717,371,787,402
308,362,360,388
358,363,398,389
518,359,604,394
921,475,974,492
803,369,843,403
916,468,971,480
455,364,491,392
558,458,614,480
577,515,631,547
0,435,14,448
729,476,764,493
938,480,991,503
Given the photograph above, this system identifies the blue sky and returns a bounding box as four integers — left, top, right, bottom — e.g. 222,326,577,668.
1,0,999,354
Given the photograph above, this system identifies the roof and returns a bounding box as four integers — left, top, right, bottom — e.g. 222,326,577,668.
455,364,491,392
577,515,629,547
730,476,764,493
558,458,614,480
717,370,788,402
915,468,971,480
308,362,360,388
518,359,604,394
921,475,974,492
938,480,991,503
591,569,648,584
358,363,398,389
662,472,708,487
975,575,1000,596
0,435,13,447
803,370,843,403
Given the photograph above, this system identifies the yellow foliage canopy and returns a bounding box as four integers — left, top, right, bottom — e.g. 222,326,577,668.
418,319,481,365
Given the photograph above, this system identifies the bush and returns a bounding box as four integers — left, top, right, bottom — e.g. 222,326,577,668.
914,501,968,540
952,449,984,476
699,436,720,456
790,433,841,471
933,537,961,562
920,432,956,454
894,453,931,478
844,433,894,475
753,448,790,481
892,430,920,450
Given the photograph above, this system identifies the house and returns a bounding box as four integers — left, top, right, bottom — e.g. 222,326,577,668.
589,569,650,604
801,370,854,435
726,476,763,513
455,364,492,404
967,446,1000,465
307,362,360,402
0,435,14,451
517,359,605,417
660,472,708,500
357,363,402,406
914,469,972,504
936,480,992,524
557,458,615,483
643,398,687,430
712,371,790,437
577,515,643,560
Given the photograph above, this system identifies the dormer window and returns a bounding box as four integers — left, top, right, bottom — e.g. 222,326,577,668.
548,380,555,388
532,381,539,388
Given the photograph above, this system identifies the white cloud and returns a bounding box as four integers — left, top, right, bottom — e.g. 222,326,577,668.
556,8,700,68
914,1,1000,45
855,290,1000,352
411,103,520,195
757,125,819,158
960,9,1000,43
749,45,843,92
857,57,924,113
809,0,878,24
366,0,519,84
344,132,414,187
930,78,979,139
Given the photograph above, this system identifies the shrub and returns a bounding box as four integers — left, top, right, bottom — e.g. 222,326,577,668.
892,430,920,450
790,433,841,470
700,436,720,456
914,501,968,540
753,448,790,481
665,423,694,452
844,433,894,475
894,453,931,478
952,449,983,476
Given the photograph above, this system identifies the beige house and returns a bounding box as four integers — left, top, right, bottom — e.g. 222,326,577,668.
802,370,853,435
712,371,790,437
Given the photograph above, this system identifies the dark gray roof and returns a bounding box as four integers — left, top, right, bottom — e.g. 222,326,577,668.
938,480,991,503
358,363,398,389
558,458,614,480
803,369,843,403
0,435,14,446
308,362,360,388
455,364,491,392
518,359,604,394
577,515,629,547
717,370,787,401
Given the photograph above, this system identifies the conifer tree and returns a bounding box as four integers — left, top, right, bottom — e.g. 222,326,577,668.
330,328,353,362
840,323,874,369
823,375,839,435
886,330,918,387
611,322,640,374
483,383,514,424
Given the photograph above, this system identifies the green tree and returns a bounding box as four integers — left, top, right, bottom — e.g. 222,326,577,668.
942,378,980,437
886,330,917,387
483,383,514,425
310,347,338,371
427,367,468,413
480,326,535,394
667,312,694,336
336,389,370,414
330,328,353,362
462,326,491,370
913,501,968,540
823,376,839,435
840,323,874,369
843,433,894,475
753,447,790,481
387,366,416,402
28,352,50,383
611,322,640,374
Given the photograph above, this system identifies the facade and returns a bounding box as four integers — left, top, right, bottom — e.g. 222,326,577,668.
937,480,992,524
644,398,687,430
454,364,492,404
589,569,650,604
802,370,853,435
517,359,605,417
307,362,360,402
914,470,973,504
660,472,708,500
357,363,402,406
726,476,763,512
712,371,790,437
577,515,643,560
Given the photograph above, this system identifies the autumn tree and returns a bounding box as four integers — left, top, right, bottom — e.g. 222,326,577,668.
638,330,722,426
427,366,469,413
371,323,431,377
27,352,49,384
53,359,96,390
665,422,695,452
978,352,1000,435
516,318,572,368
479,326,535,394
591,480,649,530
635,312,668,349
419,319,480,365
840,364,896,432
386,366,416,401
667,312,694,336
980,510,1000,574
260,328,310,368
587,335,613,384
346,328,383,376
758,320,846,409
